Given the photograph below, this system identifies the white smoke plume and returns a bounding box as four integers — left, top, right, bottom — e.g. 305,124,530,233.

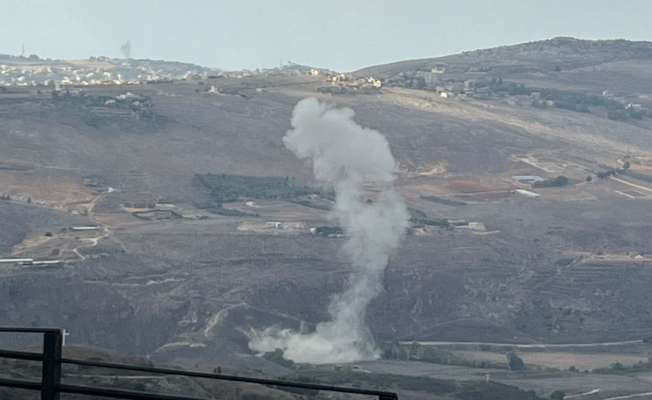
248,98,409,364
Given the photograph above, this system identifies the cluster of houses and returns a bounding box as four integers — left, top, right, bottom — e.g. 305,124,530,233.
0,56,219,88
216,61,336,80
383,65,478,99
1,55,389,97
317,73,383,95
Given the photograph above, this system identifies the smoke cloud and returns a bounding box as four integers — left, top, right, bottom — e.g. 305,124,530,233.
120,40,132,59
248,98,409,364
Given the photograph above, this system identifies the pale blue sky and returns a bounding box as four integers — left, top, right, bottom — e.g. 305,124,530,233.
2,0,651,71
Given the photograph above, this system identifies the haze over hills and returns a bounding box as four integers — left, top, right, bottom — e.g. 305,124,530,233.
2,37,652,399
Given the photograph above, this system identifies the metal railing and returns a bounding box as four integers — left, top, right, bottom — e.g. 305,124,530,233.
0,327,398,400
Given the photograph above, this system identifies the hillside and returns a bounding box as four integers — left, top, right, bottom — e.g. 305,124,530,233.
357,37,652,77
357,37,652,97
0,54,220,86
2,37,652,399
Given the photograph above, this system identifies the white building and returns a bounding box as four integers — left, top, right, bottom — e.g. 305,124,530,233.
71,226,100,231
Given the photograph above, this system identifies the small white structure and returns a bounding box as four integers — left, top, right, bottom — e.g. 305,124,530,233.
71,226,100,231
515,189,540,198
116,92,137,100
468,222,487,232
431,64,447,74
266,221,283,229
30,260,62,266
512,175,544,185
367,77,382,88
0,258,34,264
63,329,71,346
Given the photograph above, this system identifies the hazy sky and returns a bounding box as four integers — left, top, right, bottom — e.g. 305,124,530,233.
3,0,652,71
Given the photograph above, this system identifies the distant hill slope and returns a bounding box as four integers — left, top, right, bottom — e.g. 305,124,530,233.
0,54,220,86
356,37,652,77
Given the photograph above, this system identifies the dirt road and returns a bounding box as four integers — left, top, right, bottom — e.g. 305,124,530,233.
400,340,643,349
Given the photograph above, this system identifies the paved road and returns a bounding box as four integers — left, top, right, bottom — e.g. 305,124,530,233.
400,340,644,349
566,389,601,399
603,391,652,400
611,176,652,195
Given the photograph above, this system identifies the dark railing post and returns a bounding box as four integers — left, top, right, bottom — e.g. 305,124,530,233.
41,330,62,400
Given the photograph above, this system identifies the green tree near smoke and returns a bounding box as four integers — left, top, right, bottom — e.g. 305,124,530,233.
506,352,526,371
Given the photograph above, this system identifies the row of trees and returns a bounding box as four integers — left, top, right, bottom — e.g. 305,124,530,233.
533,176,569,188
485,78,649,121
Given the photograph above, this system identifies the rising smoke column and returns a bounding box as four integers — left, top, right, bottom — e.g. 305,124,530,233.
249,98,409,364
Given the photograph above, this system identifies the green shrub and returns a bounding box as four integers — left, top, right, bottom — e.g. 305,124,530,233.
506,352,526,371
533,176,569,188
192,173,323,214
314,226,344,237
262,349,294,368
194,174,313,204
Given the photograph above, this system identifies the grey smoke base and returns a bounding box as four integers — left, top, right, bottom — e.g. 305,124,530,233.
248,98,409,364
